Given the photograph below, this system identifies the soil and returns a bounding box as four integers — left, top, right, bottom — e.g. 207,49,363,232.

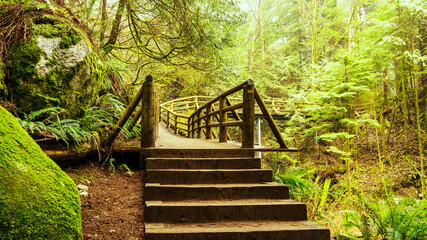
65,164,144,240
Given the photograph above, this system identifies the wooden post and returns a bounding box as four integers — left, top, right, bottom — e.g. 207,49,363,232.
155,93,159,139
141,75,157,148
188,116,193,138
206,104,212,139
196,110,202,138
174,115,178,135
166,111,170,128
242,80,255,148
219,96,227,142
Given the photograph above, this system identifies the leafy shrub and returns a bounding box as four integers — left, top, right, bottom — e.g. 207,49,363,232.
343,196,427,240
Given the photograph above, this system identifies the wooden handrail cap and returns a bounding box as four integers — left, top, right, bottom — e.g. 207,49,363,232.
247,79,254,85
146,75,153,82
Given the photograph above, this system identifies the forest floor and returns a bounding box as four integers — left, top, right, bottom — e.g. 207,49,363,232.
65,164,144,240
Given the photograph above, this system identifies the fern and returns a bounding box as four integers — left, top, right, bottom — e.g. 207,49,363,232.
343,195,427,240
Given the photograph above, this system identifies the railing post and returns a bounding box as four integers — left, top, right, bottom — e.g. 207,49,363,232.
242,80,255,148
166,111,170,128
174,115,178,135
141,75,157,148
188,116,193,138
206,104,212,139
196,110,202,138
219,96,227,142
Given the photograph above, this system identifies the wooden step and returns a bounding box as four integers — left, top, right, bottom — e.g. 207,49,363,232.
140,149,255,162
145,183,289,201
145,199,307,223
142,151,330,240
146,157,261,169
146,169,272,184
145,220,330,240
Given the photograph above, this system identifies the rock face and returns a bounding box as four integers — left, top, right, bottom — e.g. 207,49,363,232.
0,106,83,239
6,14,105,118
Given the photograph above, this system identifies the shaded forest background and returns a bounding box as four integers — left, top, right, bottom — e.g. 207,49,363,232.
1,0,426,239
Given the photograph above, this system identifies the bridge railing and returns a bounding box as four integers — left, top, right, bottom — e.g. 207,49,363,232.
159,105,190,136
185,80,289,149
161,95,310,121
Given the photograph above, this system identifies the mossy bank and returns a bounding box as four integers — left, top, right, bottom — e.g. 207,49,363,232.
0,106,82,239
3,2,105,118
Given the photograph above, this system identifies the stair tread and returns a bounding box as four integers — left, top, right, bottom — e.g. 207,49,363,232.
146,182,284,188
146,199,303,207
147,169,269,172
146,220,328,233
147,157,261,160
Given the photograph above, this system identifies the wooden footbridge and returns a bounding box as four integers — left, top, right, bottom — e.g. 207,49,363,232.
104,76,330,239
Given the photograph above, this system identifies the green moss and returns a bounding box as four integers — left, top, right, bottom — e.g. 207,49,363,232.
7,40,44,113
46,57,58,67
5,13,104,118
59,32,81,50
0,106,83,239
32,23,61,38
32,16,82,49
7,40,42,84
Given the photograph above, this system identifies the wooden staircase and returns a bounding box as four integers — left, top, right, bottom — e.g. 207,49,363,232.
143,150,330,240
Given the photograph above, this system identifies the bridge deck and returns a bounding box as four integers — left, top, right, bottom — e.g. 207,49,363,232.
117,123,241,150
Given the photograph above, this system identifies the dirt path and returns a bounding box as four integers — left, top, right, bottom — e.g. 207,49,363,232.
66,164,144,240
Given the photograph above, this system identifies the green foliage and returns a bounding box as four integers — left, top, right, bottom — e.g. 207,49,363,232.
16,93,139,147
108,158,116,173
273,165,316,200
118,164,134,177
343,196,427,240
317,132,356,143
107,158,134,177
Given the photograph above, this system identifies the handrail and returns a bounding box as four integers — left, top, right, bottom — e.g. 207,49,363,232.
105,75,158,148
159,80,299,149
160,96,308,118
187,79,288,149
159,105,191,136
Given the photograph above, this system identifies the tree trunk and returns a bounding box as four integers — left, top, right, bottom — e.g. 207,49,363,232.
102,0,127,55
100,0,107,43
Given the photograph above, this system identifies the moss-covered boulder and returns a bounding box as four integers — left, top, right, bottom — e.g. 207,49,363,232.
0,106,82,239
6,10,105,118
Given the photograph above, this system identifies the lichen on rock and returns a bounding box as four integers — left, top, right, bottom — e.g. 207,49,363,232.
0,106,83,239
6,11,105,118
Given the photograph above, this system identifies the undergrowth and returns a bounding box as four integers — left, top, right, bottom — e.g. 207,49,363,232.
16,93,140,149
269,145,427,239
